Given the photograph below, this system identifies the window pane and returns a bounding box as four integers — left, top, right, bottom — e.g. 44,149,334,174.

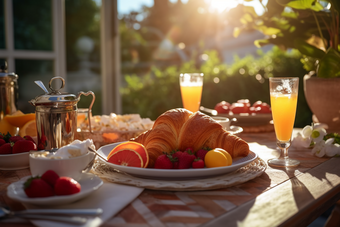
15,59,54,113
0,0,5,49
13,0,52,50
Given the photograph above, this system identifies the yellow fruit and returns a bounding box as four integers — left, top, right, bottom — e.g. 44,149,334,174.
204,149,230,168
214,148,233,166
19,120,37,137
4,111,36,128
0,118,17,135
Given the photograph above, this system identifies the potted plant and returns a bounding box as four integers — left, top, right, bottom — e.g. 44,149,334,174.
229,0,340,131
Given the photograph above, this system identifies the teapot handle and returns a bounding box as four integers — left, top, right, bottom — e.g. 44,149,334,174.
77,91,95,133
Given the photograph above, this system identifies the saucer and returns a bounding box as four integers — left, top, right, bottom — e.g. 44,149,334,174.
7,173,103,206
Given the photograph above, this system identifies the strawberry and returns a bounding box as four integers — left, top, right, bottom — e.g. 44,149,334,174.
154,153,173,169
196,148,210,161
41,170,60,187
0,143,12,154
171,150,183,169
178,149,196,169
12,140,37,153
24,135,36,145
54,177,81,195
24,176,55,198
184,147,194,154
0,139,6,147
192,158,205,168
9,136,24,143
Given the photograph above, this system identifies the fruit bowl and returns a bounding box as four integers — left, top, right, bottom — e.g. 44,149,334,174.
0,152,30,170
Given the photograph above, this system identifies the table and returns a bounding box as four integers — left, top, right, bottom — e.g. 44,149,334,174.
1,129,340,227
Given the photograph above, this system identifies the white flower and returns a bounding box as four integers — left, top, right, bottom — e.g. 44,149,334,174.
302,125,313,138
312,140,326,157
292,132,312,148
311,127,327,143
324,138,338,157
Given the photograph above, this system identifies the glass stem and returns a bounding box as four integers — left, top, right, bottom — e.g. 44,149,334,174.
277,140,291,160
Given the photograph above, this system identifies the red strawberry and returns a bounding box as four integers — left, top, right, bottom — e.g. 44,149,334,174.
0,139,6,147
41,170,60,187
184,147,194,153
192,158,205,168
12,140,37,153
171,150,183,169
196,148,210,160
178,150,196,169
154,153,173,169
24,176,55,198
9,136,24,143
0,143,12,154
24,135,36,145
54,177,81,195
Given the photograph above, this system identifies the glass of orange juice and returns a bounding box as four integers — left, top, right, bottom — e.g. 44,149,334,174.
269,77,299,167
179,73,204,112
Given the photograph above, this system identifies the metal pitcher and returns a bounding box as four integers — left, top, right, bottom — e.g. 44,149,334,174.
0,61,18,120
29,77,95,150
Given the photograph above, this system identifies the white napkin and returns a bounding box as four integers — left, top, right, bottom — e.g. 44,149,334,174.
23,183,144,227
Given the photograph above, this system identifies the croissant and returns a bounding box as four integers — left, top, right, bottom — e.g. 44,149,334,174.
131,108,250,168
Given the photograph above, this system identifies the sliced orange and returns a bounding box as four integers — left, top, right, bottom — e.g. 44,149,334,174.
5,110,36,128
0,118,17,135
108,149,144,167
108,141,149,168
19,119,37,137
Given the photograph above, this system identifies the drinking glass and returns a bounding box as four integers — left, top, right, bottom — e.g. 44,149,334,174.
179,73,204,112
268,77,300,167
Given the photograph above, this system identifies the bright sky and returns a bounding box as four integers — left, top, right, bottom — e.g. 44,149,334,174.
117,0,265,15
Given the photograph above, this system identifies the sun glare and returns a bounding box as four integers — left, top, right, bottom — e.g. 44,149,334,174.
205,0,239,13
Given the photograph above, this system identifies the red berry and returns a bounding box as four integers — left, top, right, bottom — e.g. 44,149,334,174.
192,158,205,168
24,135,36,144
24,177,55,198
12,140,37,154
41,170,60,187
214,101,231,114
178,150,196,169
9,136,24,143
0,139,6,147
171,150,183,169
0,143,12,154
154,153,173,169
196,148,209,160
54,177,81,195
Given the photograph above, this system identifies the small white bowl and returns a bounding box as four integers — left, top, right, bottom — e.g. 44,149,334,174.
29,151,96,181
0,152,30,170
212,116,231,130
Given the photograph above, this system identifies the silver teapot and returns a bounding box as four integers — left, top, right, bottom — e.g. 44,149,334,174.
29,77,95,150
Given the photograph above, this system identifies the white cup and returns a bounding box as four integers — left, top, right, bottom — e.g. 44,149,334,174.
212,116,231,130
29,151,95,181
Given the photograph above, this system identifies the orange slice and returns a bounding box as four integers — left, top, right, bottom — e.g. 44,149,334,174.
19,119,37,137
5,110,36,128
108,149,144,167
0,118,17,135
108,141,149,168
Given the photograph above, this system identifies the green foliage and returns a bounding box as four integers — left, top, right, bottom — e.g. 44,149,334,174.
121,47,312,127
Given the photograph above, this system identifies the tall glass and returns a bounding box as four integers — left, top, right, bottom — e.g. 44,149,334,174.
179,73,204,112
268,77,300,167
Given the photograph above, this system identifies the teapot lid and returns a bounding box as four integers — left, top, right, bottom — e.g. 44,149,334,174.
0,61,18,80
30,77,78,106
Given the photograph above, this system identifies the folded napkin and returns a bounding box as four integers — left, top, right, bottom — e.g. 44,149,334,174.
24,183,144,227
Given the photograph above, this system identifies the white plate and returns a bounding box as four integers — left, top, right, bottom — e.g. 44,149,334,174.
229,125,243,134
0,152,29,170
97,142,257,179
7,173,103,206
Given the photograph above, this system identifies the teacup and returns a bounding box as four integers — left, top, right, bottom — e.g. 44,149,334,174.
29,151,96,181
212,116,231,130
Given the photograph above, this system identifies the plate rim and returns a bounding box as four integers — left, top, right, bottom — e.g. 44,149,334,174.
7,172,103,205
98,142,257,179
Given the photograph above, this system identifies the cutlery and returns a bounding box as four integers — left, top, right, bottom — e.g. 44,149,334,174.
34,80,49,93
199,106,218,116
0,207,89,225
88,147,107,161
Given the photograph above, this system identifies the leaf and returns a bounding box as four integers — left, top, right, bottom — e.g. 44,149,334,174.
233,27,241,38
294,38,326,59
258,26,282,35
317,48,340,78
286,0,324,11
254,39,269,48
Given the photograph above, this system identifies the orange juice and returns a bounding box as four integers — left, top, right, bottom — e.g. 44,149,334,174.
270,93,298,142
180,85,202,112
